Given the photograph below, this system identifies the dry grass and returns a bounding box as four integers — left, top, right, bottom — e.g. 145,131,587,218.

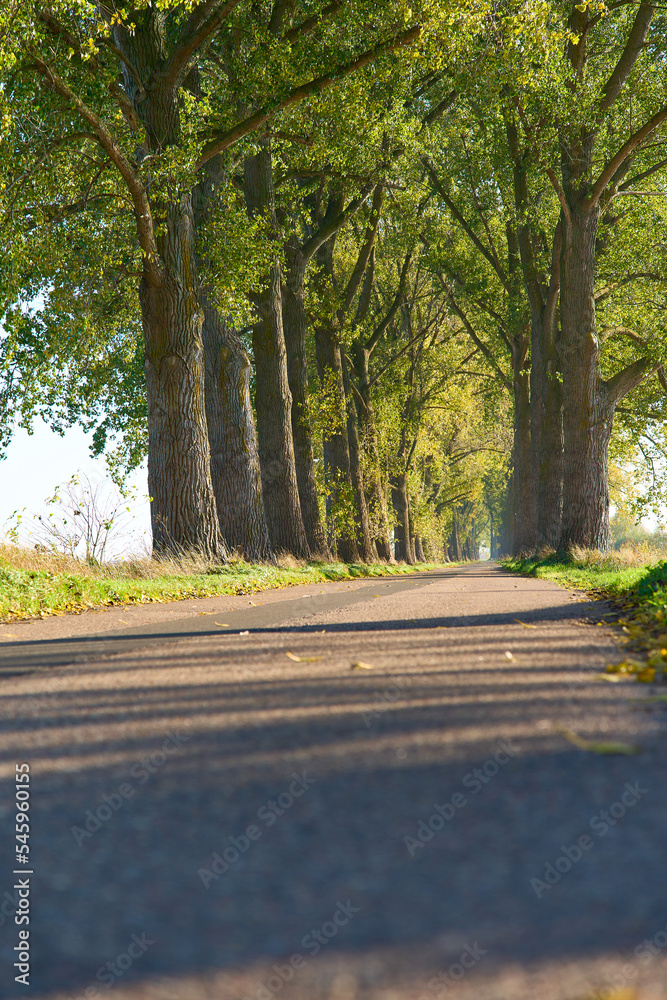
0,542,443,623
567,543,667,570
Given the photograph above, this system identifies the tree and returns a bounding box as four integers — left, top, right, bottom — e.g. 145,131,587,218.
1,0,424,557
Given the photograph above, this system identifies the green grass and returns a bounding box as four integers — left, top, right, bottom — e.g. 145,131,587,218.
0,544,447,624
502,550,667,682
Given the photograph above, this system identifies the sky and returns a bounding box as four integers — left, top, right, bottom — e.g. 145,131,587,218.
0,419,151,556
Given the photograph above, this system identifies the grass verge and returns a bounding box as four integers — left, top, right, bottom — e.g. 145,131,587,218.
501,547,667,684
0,544,447,624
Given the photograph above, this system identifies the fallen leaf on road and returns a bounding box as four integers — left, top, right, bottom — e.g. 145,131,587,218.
594,673,625,682
2,633,17,638
239,630,249,635
351,661,374,670
215,623,230,627
514,619,536,628
556,726,641,756
199,611,216,615
504,651,516,661
286,651,322,662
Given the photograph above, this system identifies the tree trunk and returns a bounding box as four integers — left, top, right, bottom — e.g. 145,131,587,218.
201,295,271,560
192,157,271,562
558,207,613,552
353,340,393,560
391,474,414,564
537,352,563,549
115,15,223,559
244,146,310,558
314,324,360,562
449,510,462,562
282,241,329,557
415,535,425,562
529,301,563,551
342,353,375,561
502,473,514,556
140,213,224,558
512,343,532,554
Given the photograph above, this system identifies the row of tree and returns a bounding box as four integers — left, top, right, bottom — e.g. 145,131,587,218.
1,1,666,562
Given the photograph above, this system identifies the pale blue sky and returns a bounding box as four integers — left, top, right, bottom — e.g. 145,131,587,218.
1,419,151,553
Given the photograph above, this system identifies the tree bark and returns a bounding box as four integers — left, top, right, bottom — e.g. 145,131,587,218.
314,323,360,562
201,295,271,560
391,474,414,564
352,340,393,560
558,206,613,551
282,239,329,557
448,510,462,562
140,208,224,558
415,535,426,562
115,14,223,558
244,145,310,558
536,338,564,549
342,353,375,561
511,340,532,554
192,157,271,562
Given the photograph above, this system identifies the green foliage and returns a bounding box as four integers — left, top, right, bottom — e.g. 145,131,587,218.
0,546,443,623
502,551,667,682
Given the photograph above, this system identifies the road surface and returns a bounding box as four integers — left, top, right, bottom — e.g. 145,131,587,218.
0,562,665,1000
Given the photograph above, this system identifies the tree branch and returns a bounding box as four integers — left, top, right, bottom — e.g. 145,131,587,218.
340,182,384,317
604,356,659,406
423,157,510,291
299,182,374,270
594,272,661,303
197,25,421,167
439,279,512,390
30,54,160,285
164,0,244,89
284,0,343,42
618,154,667,191
586,105,667,209
546,167,571,226
364,251,412,354
599,3,655,112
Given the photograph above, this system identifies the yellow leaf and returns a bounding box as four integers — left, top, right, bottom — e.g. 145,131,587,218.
556,726,641,755
514,619,536,628
215,623,230,627
286,651,322,663
350,661,375,670
594,673,625,682
199,611,216,615
504,650,516,661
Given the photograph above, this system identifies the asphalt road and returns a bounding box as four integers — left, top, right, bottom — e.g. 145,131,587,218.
0,562,665,1000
